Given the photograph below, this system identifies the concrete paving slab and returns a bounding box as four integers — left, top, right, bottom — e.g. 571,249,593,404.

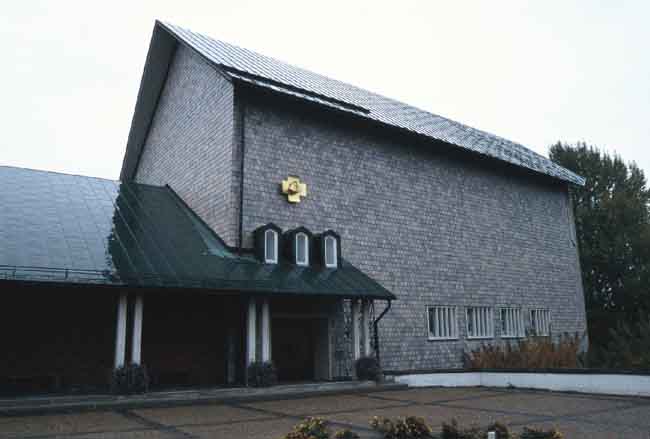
369,387,503,403
61,430,179,439
0,411,144,438
442,391,632,417
2,388,649,439
327,402,536,431
578,403,650,429
133,404,274,427
241,394,408,416
522,419,650,439
179,417,299,439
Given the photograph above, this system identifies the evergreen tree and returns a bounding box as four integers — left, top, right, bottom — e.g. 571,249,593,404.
550,142,650,347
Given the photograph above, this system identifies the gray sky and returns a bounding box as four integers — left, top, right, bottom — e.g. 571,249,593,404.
1,1,648,180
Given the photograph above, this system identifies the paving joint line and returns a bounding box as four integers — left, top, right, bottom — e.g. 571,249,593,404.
115,408,200,439
228,402,380,435
1,426,156,439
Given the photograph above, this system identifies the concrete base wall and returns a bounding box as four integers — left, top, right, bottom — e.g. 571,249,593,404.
394,372,650,397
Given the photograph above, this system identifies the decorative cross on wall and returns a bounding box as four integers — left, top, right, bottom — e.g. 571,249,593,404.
281,176,307,203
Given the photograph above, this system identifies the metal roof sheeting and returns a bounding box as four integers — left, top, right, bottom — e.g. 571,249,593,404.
160,21,584,186
0,166,394,299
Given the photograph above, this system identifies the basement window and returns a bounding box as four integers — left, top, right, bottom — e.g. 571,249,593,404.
296,232,309,266
427,306,458,340
324,235,337,268
500,308,524,338
264,229,278,264
530,309,551,336
466,307,494,339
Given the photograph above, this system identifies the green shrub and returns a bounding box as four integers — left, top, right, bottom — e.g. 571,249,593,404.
281,417,330,439
464,333,583,369
246,361,277,387
486,422,510,439
520,426,563,439
333,429,360,439
355,356,382,382
370,416,434,439
441,418,484,439
110,364,149,395
441,419,559,439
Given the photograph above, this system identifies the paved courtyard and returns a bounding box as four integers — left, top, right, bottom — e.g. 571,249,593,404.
2,387,650,438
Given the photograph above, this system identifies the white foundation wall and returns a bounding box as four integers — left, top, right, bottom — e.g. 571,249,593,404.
393,372,650,397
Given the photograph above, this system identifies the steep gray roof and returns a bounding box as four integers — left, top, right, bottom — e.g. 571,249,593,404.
156,21,584,186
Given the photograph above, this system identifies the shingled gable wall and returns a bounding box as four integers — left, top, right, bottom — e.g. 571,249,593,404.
238,89,587,370
134,44,240,246
130,43,586,370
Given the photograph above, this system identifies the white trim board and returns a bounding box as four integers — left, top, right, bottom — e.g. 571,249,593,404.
392,372,650,397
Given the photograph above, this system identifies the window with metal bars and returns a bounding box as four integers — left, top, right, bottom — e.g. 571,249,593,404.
466,307,494,339
427,306,458,340
530,309,551,336
500,308,524,338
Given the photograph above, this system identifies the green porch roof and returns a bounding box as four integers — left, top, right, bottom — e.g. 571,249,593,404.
0,166,394,300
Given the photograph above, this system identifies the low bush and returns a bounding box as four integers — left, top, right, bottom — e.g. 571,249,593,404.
520,426,563,439
370,416,434,439
486,422,510,439
442,419,559,439
281,417,329,439
333,429,360,439
355,356,382,382
110,364,149,395
464,333,583,369
441,419,483,439
246,361,277,387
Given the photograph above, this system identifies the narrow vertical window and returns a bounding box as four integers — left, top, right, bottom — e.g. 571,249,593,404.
264,229,278,263
466,307,494,338
295,232,309,266
500,308,524,338
324,235,337,268
427,306,458,340
530,309,551,336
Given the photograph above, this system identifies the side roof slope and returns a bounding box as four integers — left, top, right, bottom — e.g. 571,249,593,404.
122,21,584,186
0,166,394,300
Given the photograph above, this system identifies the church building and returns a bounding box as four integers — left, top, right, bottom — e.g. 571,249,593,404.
0,21,586,394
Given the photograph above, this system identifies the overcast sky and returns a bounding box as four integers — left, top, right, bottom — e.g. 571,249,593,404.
1,1,648,180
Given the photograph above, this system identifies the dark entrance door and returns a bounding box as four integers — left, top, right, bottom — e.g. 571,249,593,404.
272,318,315,382
143,294,241,389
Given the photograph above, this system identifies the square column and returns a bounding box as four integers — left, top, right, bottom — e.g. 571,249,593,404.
131,294,144,365
362,299,372,356
352,299,361,360
246,298,257,365
261,298,271,362
114,292,128,369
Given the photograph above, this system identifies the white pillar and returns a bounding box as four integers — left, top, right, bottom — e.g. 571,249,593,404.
261,298,271,362
362,299,372,356
352,299,361,360
131,294,144,365
246,298,257,365
114,292,128,369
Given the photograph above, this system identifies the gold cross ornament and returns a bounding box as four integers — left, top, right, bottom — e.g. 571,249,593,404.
281,176,307,203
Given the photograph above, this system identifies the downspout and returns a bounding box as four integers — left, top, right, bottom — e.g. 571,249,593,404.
237,96,246,255
373,300,392,366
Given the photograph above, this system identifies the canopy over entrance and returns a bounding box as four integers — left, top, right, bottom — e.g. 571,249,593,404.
0,166,394,300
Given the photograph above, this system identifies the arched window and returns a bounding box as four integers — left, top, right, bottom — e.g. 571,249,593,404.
295,232,309,266
324,235,337,268
264,229,278,263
